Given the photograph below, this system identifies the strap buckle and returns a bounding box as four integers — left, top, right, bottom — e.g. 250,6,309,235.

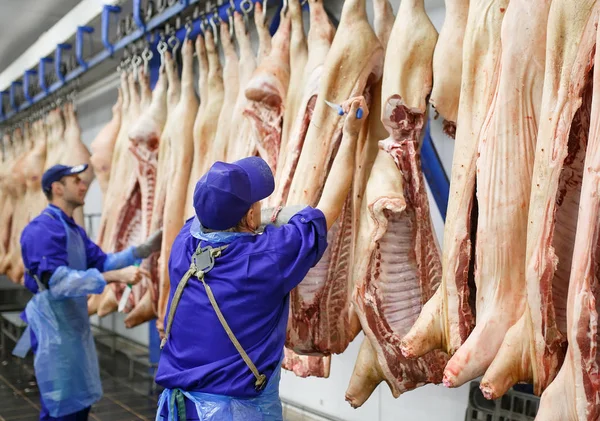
192,246,216,274
255,374,267,391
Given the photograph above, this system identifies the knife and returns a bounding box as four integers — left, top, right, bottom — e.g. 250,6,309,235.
118,263,139,313
324,99,364,119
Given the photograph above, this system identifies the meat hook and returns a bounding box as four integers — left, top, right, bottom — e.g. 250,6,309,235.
209,13,219,45
185,20,193,40
262,0,268,24
168,33,181,58
227,6,234,40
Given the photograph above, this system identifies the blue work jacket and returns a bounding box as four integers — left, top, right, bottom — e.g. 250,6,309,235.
155,206,327,399
20,204,108,294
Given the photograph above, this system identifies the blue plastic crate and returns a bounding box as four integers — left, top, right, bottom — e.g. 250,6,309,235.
465,382,539,421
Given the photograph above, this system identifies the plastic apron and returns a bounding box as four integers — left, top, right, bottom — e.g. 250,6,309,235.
156,219,283,421
23,206,102,417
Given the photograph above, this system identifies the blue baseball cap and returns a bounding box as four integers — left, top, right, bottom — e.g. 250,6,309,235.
193,157,274,230
42,164,89,193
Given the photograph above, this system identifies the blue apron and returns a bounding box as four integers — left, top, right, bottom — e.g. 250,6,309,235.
21,207,102,417
156,219,282,421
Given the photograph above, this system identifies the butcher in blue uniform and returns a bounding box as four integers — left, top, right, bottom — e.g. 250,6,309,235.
155,97,368,420
17,163,163,421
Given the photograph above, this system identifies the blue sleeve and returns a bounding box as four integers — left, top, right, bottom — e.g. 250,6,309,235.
268,206,328,294
103,246,141,271
48,266,106,298
81,226,108,271
20,218,69,294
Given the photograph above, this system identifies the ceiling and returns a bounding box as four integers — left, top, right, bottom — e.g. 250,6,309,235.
0,0,81,75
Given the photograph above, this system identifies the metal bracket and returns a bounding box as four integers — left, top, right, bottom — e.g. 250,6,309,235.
133,0,147,33
76,26,95,70
23,70,37,104
10,82,22,112
55,43,72,84
38,57,53,94
102,5,122,55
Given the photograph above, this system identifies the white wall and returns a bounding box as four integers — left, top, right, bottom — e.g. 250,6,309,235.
67,0,467,418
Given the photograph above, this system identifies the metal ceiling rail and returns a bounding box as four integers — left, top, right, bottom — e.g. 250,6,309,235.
0,0,267,124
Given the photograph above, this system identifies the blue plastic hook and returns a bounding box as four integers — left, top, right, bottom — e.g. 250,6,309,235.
102,5,121,55
76,26,95,70
55,43,72,84
38,57,53,94
133,0,147,32
23,70,37,104
10,81,22,112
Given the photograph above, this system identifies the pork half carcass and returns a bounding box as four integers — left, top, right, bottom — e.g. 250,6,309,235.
226,11,258,163
2,128,30,282
535,19,600,421
23,120,48,218
272,0,335,208
90,88,122,196
285,0,384,360
439,0,551,388
401,0,509,362
480,0,599,399
62,101,93,228
243,8,291,174
149,50,180,331
346,0,447,408
157,39,199,336
184,30,224,221
0,135,12,262
235,3,273,161
97,71,143,317
429,0,469,138
89,73,131,316
208,23,239,166
125,61,168,327
277,0,307,171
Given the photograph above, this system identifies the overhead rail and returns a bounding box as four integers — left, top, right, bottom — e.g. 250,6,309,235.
0,0,279,125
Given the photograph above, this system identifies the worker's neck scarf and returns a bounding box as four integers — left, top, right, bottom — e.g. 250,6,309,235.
190,216,256,245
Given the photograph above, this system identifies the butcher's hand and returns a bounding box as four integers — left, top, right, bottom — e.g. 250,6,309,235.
341,96,369,136
134,229,163,258
317,96,369,230
103,266,150,285
260,205,307,227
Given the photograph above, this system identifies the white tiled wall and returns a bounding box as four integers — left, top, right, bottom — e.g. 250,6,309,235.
71,0,466,418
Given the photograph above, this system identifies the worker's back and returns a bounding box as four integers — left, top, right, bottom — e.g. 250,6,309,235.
155,207,327,398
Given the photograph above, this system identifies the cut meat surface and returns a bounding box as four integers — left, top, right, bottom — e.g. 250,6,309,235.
440,0,551,388
480,0,599,399
244,8,291,174
284,0,383,365
536,18,600,420
347,0,445,407
401,0,509,361
124,60,168,326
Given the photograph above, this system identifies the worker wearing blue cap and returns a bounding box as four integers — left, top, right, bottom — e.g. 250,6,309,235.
15,163,163,421
154,97,368,420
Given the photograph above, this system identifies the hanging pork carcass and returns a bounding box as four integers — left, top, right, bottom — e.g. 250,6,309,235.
480,0,598,400
284,0,384,375
429,0,469,138
401,0,510,367
156,38,199,336
345,0,448,407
